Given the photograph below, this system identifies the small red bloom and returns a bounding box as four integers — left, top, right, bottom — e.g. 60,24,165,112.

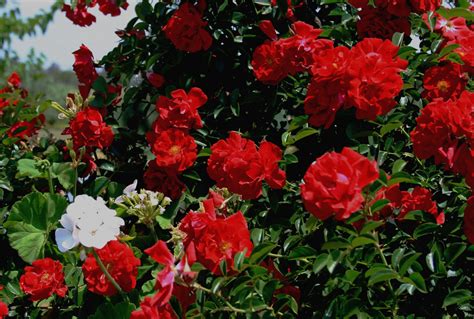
19,258,67,301
162,3,212,52
82,241,141,296
7,115,45,140
7,72,21,88
73,45,98,98
62,1,96,27
149,128,197,173
153,88,207,131
147,72,165,88
97,0,128,16
301,147,379,221
356,7,411,39
207,132,286,199
0,301,7,319
130,299,177,319
409,0,441,13
251,40,289,85
69,108,114,149
144,161,186,200
464,196,474,245
422,62,467,101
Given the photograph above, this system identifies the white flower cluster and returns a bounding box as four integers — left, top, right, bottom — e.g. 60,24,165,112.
55,195,124,252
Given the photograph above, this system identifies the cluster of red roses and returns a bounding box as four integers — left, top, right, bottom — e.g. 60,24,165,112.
144,87,207,199
0,72,45,140
251,21,408,128
301,147,444,224
349,0,441,39
162,1,212,53
63,0,129,27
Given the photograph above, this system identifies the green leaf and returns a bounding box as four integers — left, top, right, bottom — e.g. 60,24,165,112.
351,235,376,248
322,238,351,250
4,192,67,263
408,272,427,293
360,220,384,234
289,246,317,260
211,277,225,294
88,301,135,319
248,242,277,265
413,222,438,239
370,199,390,214
313,253,329,274
392,159,407,174
51,163,75,190
367,268,399,286
399,253,421,276
16,159,45,179
442,289,472,308
380,121,402,136
391,32,404,47
437,7,474,21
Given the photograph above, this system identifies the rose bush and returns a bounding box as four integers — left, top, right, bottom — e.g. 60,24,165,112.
0,0,473,318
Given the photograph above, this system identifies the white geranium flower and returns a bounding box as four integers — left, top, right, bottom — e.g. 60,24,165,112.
55,195,124,252
115,179,138,204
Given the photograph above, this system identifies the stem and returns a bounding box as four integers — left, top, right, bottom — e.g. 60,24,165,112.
92,249,123,294
47,166,54,195
72,165,78,199
149,224,158,241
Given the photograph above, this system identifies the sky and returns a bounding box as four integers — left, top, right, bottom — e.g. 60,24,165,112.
10,0,140,70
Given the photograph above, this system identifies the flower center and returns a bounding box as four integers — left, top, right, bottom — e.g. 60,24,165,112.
220,241,232,252
40,273,50,283
437,80,450,92
169,145,181,155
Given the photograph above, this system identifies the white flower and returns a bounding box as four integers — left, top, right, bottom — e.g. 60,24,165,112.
115,179,138,204
55,195,124,252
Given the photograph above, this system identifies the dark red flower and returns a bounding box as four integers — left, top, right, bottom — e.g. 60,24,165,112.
422,62,467,101
7,115,45,140
409,0,441,13
356,7,411,39
0,300,7,319
144,161,186,199
73,45,98,98
301,147,379,221
449,32,474,72
62,1,96,27
304,79,346,128
147,72,165,88
464,196,474,244
207,132,286,199
258,20,278,40
349,0,411,17
19,258,67,301
149,128,197,173
82,241,140,296
162,3,212,52
153,88,207,131
97,0,128,16
7,72,21,88
180,203,253,275
69,108,114,149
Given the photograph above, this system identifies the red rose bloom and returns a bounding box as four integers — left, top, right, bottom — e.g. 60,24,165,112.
422,62,467,101
7,72,21,88
349,0,411,17
304,79,346,128
144,160,186,200
149,128,197,173
356,7,411,39
153,87,207,131
73,45,98,98
207,132,286,199
82,241,141,296
162,2,212,53
130,298,177,319
97,0,128,16
69,108,114,149
464,196,474,244
251,40,289,85
449,33,474,72
409,0,441,13
62,1,96,27
19,258,67,302
347,38,408,120
7,115,45,140
0,300,7,319
179,200,253,275
147,72,165,88
452,144,474,189
301,147,379,221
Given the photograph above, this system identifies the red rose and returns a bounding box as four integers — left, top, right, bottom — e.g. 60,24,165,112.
251,40,289,85
426,15,470,41
130,298,177,319
69,108,114,149
62,1,96,27
449,33,474,72
422,62,467,101
162,2,212,53
144,161,186,199
19,258,67,301
304,79,346,128
349,0,411,17
207,132,286,199
409,0,441,13
0,301,7,319
347,38,408,120
7,72,21,88
180,203,253,275
153,87,207,131
464,196,474,244
452,143,474,189
73,44,98,98
147,72,165,88
301,147,379,221
82,241,141,296
97,0,128,16
149,128,197,173
356,7,411,39
7,115,45,140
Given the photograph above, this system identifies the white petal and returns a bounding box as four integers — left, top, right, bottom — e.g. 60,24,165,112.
59,214,76,231
124,180,138,196
55,228,79,252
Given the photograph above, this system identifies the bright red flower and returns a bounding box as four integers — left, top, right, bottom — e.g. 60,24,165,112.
62,1,96,27
409,0,441,13
180,202,253,274
69,108,114,150
304,79,346,128
251,40,289,85
300,147,379,221
144,161,186,200
7,115,45,140
82,241,140,296
425,14,471,40
153,88,207,131
258,20,278,41
73,45,98,98
356,7,411,39
452,143,474,189
0,301,7,319
7,72,21,88
97,0,128,16
464,196,474,244
207,132,286,199
422,62,467,101
449,32,474,73
147,72,165,88
347,38,407,120
162,2,212,53
19,258,67,301
130,298,177,319
149,128,197,173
